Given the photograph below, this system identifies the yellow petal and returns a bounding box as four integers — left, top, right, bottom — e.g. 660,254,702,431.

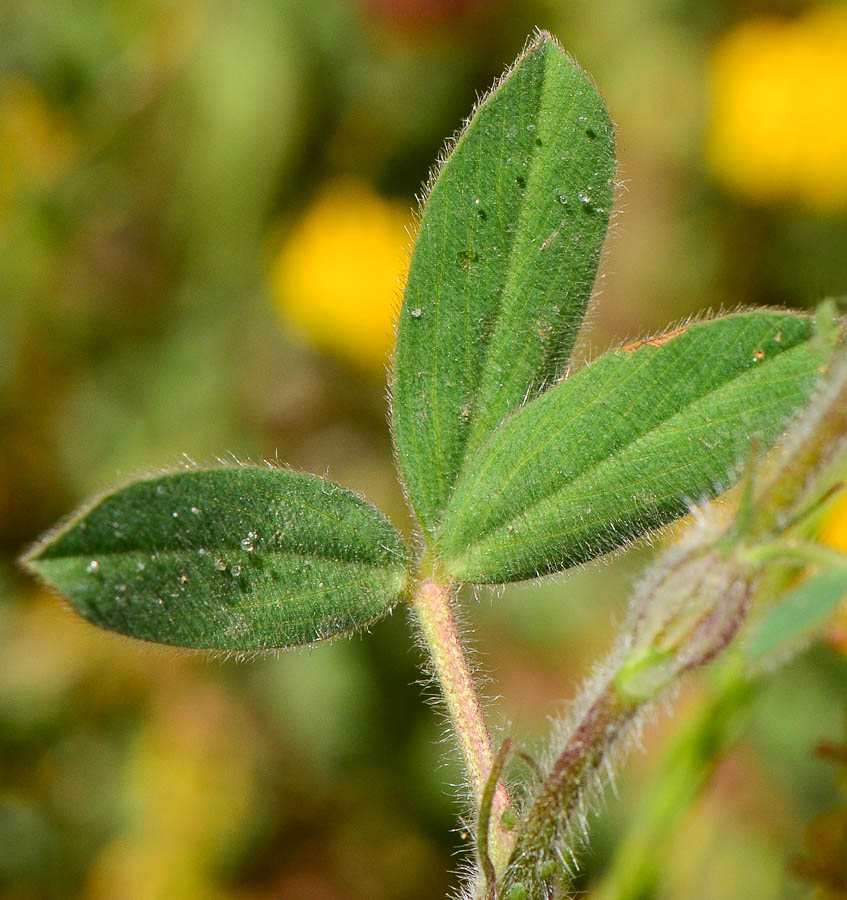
707,7,847,211
270,178,412,375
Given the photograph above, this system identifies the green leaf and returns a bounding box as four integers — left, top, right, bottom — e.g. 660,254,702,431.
746,566,847,662
23,467,411,650
438,312,834,583
391,32,615,536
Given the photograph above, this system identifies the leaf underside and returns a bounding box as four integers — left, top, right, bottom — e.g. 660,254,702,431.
391,32,616,537
24,468,410,650
437,312,835,583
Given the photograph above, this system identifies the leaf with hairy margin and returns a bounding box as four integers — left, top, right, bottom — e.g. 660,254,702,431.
23,467,411,650
391,31,615,536
437,312,836,583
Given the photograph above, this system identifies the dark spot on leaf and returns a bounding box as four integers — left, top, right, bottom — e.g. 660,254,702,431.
456,249,479,269
585,128,596,140
515,176,526,189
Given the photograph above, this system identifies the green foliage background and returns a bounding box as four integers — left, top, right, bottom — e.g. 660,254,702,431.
1,1,845,898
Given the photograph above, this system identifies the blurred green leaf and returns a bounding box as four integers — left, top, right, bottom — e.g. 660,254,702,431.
391,32,615,536
23,467,410,650
438,312,833,583
746,567,847,662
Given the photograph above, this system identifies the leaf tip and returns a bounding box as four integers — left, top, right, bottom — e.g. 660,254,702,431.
18,524,60,582
527,27,559,50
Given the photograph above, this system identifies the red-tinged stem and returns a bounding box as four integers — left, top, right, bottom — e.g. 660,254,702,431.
412,577,515,873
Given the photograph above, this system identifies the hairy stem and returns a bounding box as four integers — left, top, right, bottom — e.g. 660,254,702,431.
412,577,514,872
502,686,636,893
750,348,847,537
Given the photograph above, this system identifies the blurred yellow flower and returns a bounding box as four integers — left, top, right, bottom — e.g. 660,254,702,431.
817,488,847,654
819,488,847,553
271,179,412,375
707,7,847,211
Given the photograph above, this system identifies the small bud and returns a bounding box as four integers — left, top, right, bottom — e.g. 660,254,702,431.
616,550,751,703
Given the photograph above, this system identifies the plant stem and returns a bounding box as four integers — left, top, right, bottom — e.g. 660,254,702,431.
501,685,635,892
412,577,514,872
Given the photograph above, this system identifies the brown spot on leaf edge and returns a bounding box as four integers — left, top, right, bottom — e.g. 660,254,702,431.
621,324,689,354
